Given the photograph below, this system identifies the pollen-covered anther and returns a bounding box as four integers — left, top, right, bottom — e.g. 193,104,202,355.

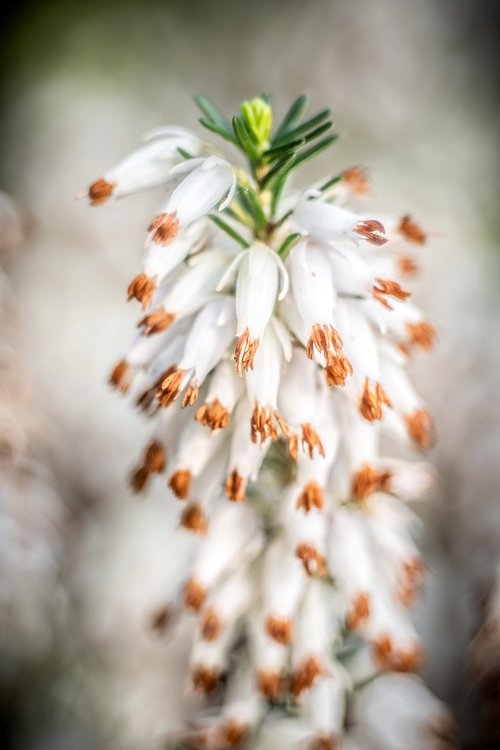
296,481,324,513
257,670,284,699
265,614,293,645
397,255,419,277
406,321,436,350
373,634,424,673
191,665,221,695
180,502,208,535
144,439,166,473
342,166,369,196
291,656,325,697
251,405,279,444
359,379,392,422
398,214,427,245
200,607,222,641
234,329,259,374
225,470,246,502
148,211,180,245
183,577,206,611
150,603,172,633
195,399,230,430
353,219,387,246
139,309,176,336
301,424,325,458
346,592,371,630
296,543,327,578
352,464,392,500
129,465,150,494
168,468,192,499
372,278,411,310
306,323,344,362
216,720,250,748
398,558,426,605
88,177,116,205
182,383,199,409
310,733,339,750
156,368,184,408
405,408,434,448
323,353,353,387
127,273,156,310
109,359,131,394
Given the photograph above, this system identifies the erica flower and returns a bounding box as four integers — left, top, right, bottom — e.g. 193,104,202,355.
86,93,446,748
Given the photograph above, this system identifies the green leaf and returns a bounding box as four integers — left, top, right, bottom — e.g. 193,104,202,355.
272,94,309,143
273,108,332,146
208,214,250,248
278,232,302,260
232,116,262,162
270,174,289,217
259,153,297,190
263,137,306,161
290,134,339,170
318,174,342,193
199,117,238,145
194,94,232,133
301,121,332,143
176,146,194,160
240,188,268,230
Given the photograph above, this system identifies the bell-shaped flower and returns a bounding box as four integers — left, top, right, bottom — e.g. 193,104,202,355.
293,196,387,247
87,126,202,204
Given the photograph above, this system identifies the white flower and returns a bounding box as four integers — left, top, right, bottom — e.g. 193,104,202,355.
293,196,387,246
87,126,202,204
147,156,236,246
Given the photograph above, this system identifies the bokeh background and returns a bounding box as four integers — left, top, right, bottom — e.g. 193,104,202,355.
0,0,499,747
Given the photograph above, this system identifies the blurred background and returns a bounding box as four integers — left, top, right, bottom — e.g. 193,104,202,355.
0,0,499,747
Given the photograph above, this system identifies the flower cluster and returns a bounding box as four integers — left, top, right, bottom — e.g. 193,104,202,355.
86,96,453,748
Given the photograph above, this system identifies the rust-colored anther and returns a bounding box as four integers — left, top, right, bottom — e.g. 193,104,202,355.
306,323,343,362
156,368,184,408
216,720,249,748
180,502,208,535
144,439,166,473
191,665,221,695
265,614,293,645
359,379,392,422
310,733,339,750
342,166,369,196
397,255,419,277
398,214,427,245
225,470,246,502
109,359,131,394
257,670,284,700
127,273,156,310
351,464,392,500
407,321,436,350
405,408,434,448
182,383,199,409
301,424,325,458
129,465,150,494
168,469,192,499
195,399,230,430
234,329,259,374
148,211,180,245
150,604,172,633
291,656,325,697
372,278,411,310
88,177,116,205
398,558,426,605
353,219,387,246
251,405,279,444
183,577,206,611
346,592,372,630
139,309,176,336
323,354,353,387
296,481,324,513
373,634,424,673
201,607,222,641
296,543,327,578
